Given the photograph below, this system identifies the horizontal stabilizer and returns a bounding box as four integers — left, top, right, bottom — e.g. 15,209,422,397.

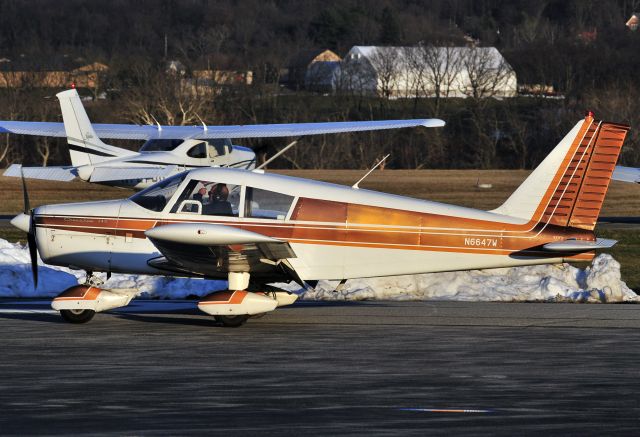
542,238,617,252
612,165,640,183
89,165,178,182
145,223,282,246
3,164,76,181
0,118,444,140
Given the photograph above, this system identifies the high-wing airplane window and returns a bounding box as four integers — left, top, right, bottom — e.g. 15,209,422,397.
170,179,240,217
245,187,294,220
187,142,207,159
131,172,187,212
208,140,228,158
140,139,183,152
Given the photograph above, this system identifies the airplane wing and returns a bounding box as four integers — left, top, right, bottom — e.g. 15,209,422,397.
542,238,617,252
0,119,444,140
89,165,179,182
144,223,297,279
4,163,179,183
612,165,640,183
3,164,76,181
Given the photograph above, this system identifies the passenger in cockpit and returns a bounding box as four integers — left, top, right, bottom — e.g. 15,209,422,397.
193,187,207,203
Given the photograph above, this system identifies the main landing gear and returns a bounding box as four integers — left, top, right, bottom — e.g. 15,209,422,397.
213,315,250,328
60,308,96,324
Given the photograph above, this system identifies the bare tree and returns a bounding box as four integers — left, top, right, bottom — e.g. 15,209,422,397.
408,44,462,114
368,47,401,98
122,67,214,126
460,47,512,100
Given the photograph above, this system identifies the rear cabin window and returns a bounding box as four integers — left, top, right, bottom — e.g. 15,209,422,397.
170,179,241,217
187,142,208,158
245,187,294,220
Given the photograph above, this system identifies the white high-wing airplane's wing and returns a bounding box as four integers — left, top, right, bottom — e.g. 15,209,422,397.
89,165,179,182
0,119,444,140
3,164,76,181
612,165,640,183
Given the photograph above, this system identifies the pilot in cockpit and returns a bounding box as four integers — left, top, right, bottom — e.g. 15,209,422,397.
203,183,233,216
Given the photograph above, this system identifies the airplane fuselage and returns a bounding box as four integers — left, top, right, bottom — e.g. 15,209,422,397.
32,169,595,282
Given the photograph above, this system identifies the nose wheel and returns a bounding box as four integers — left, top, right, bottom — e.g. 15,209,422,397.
60,309,96,324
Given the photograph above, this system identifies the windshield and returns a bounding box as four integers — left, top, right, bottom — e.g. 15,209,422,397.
140,139,184,152
130,172,188,211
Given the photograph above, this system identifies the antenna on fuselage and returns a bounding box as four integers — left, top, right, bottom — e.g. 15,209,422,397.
255,138,301,171
352,154,390,190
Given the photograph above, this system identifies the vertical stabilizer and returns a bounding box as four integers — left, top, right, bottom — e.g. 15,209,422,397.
492,114,629,230
56,89,131,166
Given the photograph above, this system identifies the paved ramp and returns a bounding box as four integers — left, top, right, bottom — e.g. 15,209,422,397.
1,301,639,435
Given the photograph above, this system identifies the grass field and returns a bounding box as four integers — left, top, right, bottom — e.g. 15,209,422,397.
2,170,639,289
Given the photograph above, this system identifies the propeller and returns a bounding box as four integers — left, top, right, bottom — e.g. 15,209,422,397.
20,169,38,289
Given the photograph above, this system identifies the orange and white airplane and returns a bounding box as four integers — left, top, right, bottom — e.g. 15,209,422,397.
11,113,629,326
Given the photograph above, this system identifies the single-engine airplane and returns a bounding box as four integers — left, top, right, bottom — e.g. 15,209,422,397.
11,113,628,326
1,89,441,190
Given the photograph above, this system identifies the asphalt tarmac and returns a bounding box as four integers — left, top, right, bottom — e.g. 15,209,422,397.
1,300,640,436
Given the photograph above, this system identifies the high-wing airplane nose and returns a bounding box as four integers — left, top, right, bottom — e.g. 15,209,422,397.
10,213,30,233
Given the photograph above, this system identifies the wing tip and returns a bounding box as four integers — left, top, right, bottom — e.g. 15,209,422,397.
420,119,446,128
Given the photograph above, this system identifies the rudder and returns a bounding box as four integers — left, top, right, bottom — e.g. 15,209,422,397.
492,114,629,230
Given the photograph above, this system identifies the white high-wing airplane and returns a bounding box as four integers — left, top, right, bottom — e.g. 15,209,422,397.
1,89,441,190
10,113,629,327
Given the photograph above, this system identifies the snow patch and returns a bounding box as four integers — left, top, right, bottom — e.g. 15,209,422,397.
0,239,636,303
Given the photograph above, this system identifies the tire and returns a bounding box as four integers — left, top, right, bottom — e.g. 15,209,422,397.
214,315,249,327
60,309,96,324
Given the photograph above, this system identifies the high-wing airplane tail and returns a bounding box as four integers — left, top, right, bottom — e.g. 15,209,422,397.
56,89,133,166
492,114,629,230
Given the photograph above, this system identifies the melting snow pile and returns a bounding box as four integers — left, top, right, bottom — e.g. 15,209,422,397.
0,238,637,303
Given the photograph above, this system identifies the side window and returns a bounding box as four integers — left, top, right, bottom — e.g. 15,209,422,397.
208,139,228,159
246,187,294,220
187,142,207,158
170,179,241,217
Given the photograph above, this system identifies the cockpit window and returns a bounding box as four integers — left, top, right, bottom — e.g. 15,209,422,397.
187,142,208,159
130,172,187,212
245,187,294,220
170,179,241,217
139,139,184,152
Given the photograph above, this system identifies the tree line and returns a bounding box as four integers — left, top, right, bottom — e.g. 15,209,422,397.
1,0,640,169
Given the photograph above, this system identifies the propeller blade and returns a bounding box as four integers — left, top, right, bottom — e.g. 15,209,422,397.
27,213,38,289
20,169,38,289
20,168,30,214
